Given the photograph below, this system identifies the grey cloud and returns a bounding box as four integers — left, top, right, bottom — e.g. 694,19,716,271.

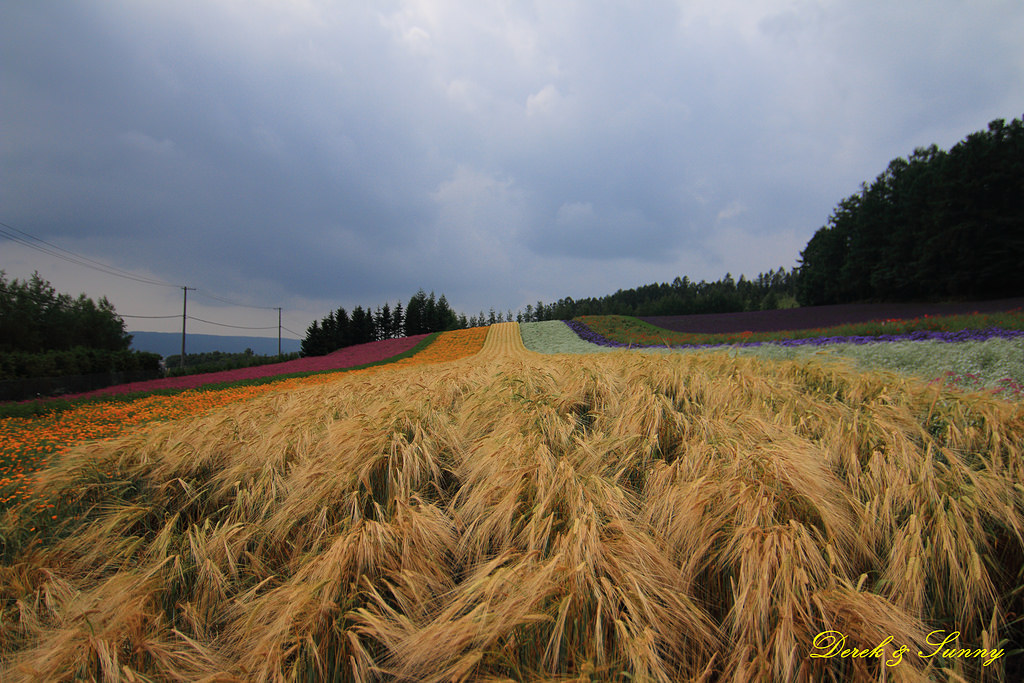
2,1,1023,326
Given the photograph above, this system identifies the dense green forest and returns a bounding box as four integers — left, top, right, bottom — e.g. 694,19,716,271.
521,268,799,322
0,271,160,379
0,347,160,382
0,271,132,353
798,116,1024,305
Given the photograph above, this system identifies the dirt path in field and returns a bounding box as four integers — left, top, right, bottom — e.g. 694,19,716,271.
477,322,538,361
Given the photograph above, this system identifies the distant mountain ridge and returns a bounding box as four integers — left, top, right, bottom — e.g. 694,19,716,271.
129,331,301,358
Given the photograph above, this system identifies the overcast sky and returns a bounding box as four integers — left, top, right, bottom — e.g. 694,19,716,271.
3,1,1023,339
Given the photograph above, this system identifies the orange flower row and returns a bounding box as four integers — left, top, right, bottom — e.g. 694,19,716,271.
0,383,315,507
357,326,489,373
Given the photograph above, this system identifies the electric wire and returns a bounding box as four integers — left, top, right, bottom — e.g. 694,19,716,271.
186,316,278,330
3,220,305,337
0,221,181,288
120,314,181,319
192,288,280,311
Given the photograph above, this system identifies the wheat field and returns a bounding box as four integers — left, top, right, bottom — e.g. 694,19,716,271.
2,323,1022,681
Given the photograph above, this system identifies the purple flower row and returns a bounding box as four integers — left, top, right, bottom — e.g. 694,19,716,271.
563,320,1024,350
564,320,632,347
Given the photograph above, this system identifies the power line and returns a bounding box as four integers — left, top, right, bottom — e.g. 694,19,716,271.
0,221,181,288
1,281,182,321
3,219,303,337
121,313,297,332
120,314,181,319
192,288,280,311
187,315,278,330
122,312,300,333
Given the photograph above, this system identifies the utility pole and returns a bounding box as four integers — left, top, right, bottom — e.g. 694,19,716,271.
277,307,282,358
181,286,195,369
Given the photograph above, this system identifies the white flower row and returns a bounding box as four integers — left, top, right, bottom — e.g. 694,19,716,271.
520,321,1024,399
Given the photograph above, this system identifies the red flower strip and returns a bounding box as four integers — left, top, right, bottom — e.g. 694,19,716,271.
55,334,431,400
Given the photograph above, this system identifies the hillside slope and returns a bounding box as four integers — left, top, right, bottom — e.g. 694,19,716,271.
60,334,430,400
129,331,302,357
2,327,1022,681
641,297,1024,334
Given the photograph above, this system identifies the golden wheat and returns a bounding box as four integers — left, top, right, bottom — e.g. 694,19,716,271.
1,325,1021,681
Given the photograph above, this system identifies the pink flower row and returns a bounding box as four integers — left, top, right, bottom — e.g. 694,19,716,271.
60,334,431,400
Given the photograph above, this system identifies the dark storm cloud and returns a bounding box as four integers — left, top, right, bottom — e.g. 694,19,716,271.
2,1,1023,331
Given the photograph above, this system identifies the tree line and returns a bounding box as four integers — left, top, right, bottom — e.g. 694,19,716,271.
303,270,799,356
797,115,1024,305
518,268,799,322
303,288,531,356
303,114,1023,353
0,271,160,380
1,271,133,353
301,289,465,356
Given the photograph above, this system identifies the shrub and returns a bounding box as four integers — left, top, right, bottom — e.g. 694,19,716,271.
0,348,161,380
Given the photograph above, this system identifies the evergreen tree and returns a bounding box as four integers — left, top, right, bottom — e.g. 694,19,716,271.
301,320,323,357
425,292,439,332
376,302,392,339
321,311,337,351
405,289,427,336
334,307,350,350
436,294,458,331
392,301,404,337
350,306,376,344
0,271,131,353
797,116,1024,304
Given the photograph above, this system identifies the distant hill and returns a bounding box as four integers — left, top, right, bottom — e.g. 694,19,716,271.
129,331,302,358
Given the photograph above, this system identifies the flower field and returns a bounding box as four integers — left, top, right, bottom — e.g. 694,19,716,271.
565,311,1024,401
639,296,1024,334
1,318,1023,681
573,310,1024,349
370,325,489,368
714,335,1024,401
520,320,621,354
0,329,488,512
54,334,433,401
